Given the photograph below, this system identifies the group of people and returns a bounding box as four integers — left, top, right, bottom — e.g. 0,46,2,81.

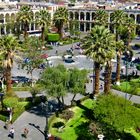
5,125,29,139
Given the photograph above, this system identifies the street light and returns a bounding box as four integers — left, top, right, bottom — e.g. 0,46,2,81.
124,50,132,108
41,101,49,140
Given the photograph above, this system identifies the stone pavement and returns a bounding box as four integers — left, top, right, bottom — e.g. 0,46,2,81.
0,106,46,140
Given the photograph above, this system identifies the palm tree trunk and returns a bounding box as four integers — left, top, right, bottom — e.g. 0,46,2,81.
58,24,63,39
41,26,45,46
104,61,112,94
94,62,100,95
5,68,12,92
116,51,121,85
24,22,28,39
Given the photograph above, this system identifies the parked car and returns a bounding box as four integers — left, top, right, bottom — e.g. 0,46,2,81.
11,76,31,84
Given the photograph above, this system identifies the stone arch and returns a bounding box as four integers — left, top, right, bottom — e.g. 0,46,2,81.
80,12,84,20
5,13,10,23
92,12,95,20
86,12,90,21
136,14,140,24
69,12,74,20
11,13,15,21
130,14,135,21
75,12,79,20
80,22,84,31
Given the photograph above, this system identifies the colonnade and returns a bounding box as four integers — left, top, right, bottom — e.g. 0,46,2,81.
0,9,41,35
68,9,140,33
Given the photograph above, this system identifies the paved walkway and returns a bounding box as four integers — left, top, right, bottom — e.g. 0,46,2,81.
0,106,46,140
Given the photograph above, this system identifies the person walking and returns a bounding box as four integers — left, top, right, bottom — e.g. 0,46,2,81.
9,127,15,139
23,128,29,138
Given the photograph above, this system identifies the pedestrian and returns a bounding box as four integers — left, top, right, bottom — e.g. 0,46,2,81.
9,127,15,139
100,84,103,90
135,70,138,76
23,128,29,138
55,49,58,55
121,68,124,74
5,120,9,130
132,70,135,76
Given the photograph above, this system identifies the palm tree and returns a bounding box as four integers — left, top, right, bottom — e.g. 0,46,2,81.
0,35,20,92
123,16,136,49
82,26,115,95
94,9,108,26
16,6,33,39
53,7,68,39
111,10,127,85
104,44,116,94
36,10,51,45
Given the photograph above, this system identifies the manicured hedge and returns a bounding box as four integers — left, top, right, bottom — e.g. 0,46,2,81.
47,33,60,42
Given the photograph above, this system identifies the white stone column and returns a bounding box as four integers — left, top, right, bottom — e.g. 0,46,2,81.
84,23,86,32
90,12,92,21
29,24,31,31
89,23,91,31
135,14,137,24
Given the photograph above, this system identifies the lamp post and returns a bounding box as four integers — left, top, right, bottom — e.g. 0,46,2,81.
41,102,49,140
124,50,132,108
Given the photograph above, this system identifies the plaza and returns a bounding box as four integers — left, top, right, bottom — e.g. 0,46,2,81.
0,0,140,139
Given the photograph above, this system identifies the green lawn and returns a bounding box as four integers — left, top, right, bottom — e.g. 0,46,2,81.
49,99,95,140
112,78,140,96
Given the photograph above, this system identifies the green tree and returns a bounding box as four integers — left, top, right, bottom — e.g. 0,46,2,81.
16,6,33,39
40,65,68,106
111,10,127,85
36,9,51,45
0,35,20,92
22,36,43,86
122,16,136,49
68,68,87,103
104,39,116,94
53,7,68,39
94,94,140,139
94,9,108,26
69,19,79,37
82,26,114,95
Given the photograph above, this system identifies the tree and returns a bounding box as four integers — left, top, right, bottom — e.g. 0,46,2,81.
16,6,33,39
0,35,20,92
69,19,80,37
111,10,127,85
40,65,68,106
36,10,51,45
21,36,43,86
82,26,115,95
68,68,87,103
93,94,140,139
53,7,68,39
121,16,136,49
104,40,116,94
94,9,108,26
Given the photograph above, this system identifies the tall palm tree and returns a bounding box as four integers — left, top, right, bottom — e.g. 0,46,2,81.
123,16,136,50
53,7,68,39
36,10,51,45
82,26,115,95
104,44,116,94
94,9,108,26
0,35,20,92
111,10,127,85
16,6,33,39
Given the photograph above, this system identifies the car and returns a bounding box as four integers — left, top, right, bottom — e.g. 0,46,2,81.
63,55,74,63
11,76,31,84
